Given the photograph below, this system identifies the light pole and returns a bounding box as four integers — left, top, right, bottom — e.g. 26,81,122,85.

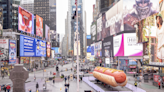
75,0,79,91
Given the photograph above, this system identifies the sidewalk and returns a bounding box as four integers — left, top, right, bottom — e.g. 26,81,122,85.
126,75,164,92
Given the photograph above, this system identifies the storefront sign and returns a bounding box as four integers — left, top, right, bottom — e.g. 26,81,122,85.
9,40,16,64
20,35,36,57
105,58,110,64
154,75,160,83
129,66,136,68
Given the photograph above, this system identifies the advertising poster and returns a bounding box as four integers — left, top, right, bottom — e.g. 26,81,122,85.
97,16,102,41
47,42,51,57
20,35,36,57
105,0,124,35
20,57,30,64
138,10,164,66
124,33,143,56
123,0,159,30
9,40,16,64
87,46,91,53
0,39,9,60
36,15,43,37
102,12,110,39
45,24,50,41
0,7,3,36
95,41,102,57
113,34,124,56
18,6,34,34
91,44,95,57
91,21,97,43
113,33,143,56
160,0,164,11
36,39,46,57
102,36,113,57
74,41,81,56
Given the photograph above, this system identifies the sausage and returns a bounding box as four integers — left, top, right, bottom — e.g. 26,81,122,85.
93,67,127,87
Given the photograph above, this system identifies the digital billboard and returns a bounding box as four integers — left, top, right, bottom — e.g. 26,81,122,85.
102,12,110,39
0,7,3,36
9,40,16,64
91,44,95,57
18,6,34,34
87,35,91,39
47,42,51,57
113,33,143,56
91,21,97,43
36,15,43,37
123,0,159,30
105,0,124,35
102,36,113,57
97,16,102,41
137,10,164,66
95,41,102,57
0,39,9,60
45,24,50,41
35,39,46,57
87,46,91,53
20,35,36,57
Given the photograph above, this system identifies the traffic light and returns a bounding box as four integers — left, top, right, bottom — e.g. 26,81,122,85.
72,11,76,19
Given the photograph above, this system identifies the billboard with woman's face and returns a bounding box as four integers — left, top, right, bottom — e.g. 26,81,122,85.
137,10,164,65
18,6,34,34
36,15,43,37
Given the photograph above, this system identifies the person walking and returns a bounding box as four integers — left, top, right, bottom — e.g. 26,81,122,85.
53,79,55,86
3,85,6,92
68,75,70,82
134,81,137,87
36,82,39,91
65,76,67,83
65,87,68,92
6,85,10,92
67,83,70,89
158,81,161,89
34,76,36,81
29,89,32,92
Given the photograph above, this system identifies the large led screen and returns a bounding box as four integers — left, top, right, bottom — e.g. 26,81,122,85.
18,6,34,34
9,40,16,64
102,36,113,57
45,24,50,41
113,33,143,56
97,16,102,41
91,21,97,43
47,42,51,57
91,44,95,57
20,35,36,57
36,39,46,57
123,0,159,30
102,12,110,39
0,7,3,36
105,0,124,35
137,10,164,65
95,41,102,57
36,15,43,37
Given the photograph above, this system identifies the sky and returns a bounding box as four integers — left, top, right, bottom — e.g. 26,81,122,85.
57,0,96,40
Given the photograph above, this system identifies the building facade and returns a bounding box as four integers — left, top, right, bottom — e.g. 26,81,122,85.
34,0,50,26
20,0,34,14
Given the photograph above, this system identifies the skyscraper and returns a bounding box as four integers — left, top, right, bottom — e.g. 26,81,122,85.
0,0,12,29
34,0,50,26
20,0,34,14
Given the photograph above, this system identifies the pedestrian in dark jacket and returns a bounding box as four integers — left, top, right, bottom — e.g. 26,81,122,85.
65,87,68,92
53,79,55,86
67,83,70,89
3,85,6,92
65,77,67,83
36,82,39,90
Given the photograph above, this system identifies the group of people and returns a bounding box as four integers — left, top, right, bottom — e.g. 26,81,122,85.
2,85,11,92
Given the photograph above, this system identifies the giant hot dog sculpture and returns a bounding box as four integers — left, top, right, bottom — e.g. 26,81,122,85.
93,67,128,87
